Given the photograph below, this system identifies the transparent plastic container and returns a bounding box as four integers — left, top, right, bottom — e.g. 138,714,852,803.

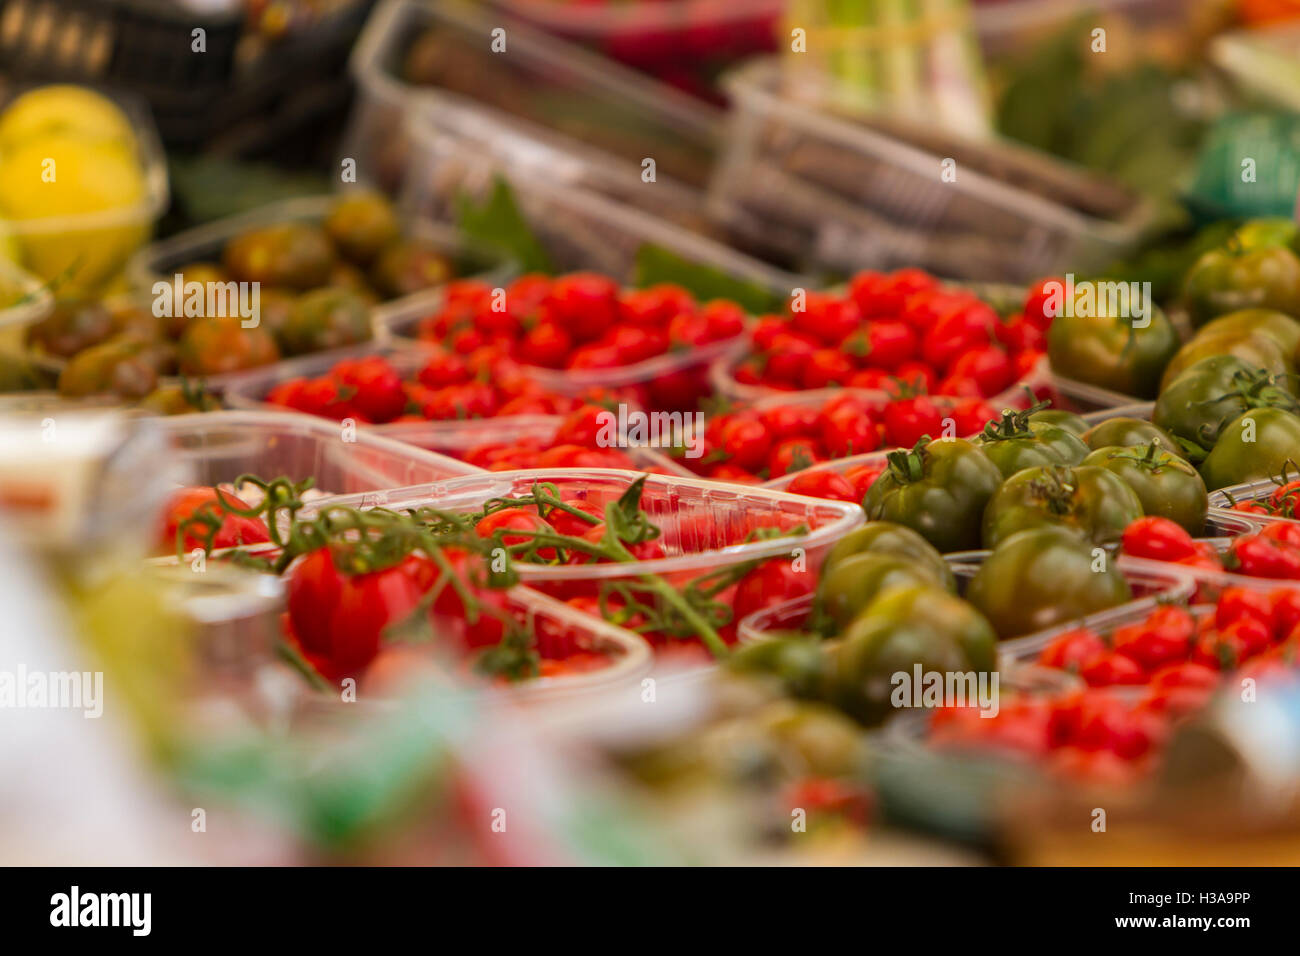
127,194,511,345
708,58,1155,284
975,0,1194,55
147,561,285,682
399,107,798,292
315,467,865,665
1119,529,1300,605
0,257,53,332
0,90,169,293
737,556,1195,649
1049,373,1149,414
350,584,655,705
759,396,1161,494
344,0,721,196
1209,478,1300,531
319,468,864,576
219,340,693,476
470,586,654,704
712,349,1053,413
707,279,1048,407
391,304,749,413
998,600,1218,670
153,410,478,500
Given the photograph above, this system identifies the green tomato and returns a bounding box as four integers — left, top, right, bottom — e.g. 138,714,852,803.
1082,416,1181,453
1182,243,1300,328
1159,330,1291,393
965,527,1133,639
729,637,834,703
974,405,1090,479
1029,408,1090,437
1199,406,1300,491
1196,308,1300,360
862,438,1003,554
1047,303,1180,399
981,464,1144,549
1153,354,1299,461
816,553,945,633
831,585,997,725
1232,218,1300,253
820,521,954,591
1082,442,1207,534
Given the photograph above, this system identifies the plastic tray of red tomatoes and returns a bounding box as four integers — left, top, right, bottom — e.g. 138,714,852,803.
380,272,762,413
679,387,1004,497
155,410,478,501
316,467,864,669
220,343,692,476
1117,515,1300,605
356,584,656,705
915,589,1300,787
709,270,1052,412
1209,476,1300,530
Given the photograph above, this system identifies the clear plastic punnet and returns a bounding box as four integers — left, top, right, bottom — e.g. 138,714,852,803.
397,106,799,291
308,467,864,669
1209,477,1300,532
737,555,1194,654
219,341,694,476
374,215,790,411
316,468,864,577
344,0,722,196
1049,373,1150,414
153,410,479,501
124,195,511,386
707,59,1154,284
0,90,169,293
0,257,53,332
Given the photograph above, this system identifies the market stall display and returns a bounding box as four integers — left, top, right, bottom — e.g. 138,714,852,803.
8,0,1300,875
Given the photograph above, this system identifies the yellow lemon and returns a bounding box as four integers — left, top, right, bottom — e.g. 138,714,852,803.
0,136,148,291
0,85,136,154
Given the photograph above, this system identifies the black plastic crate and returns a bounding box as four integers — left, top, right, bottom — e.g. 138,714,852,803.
0,0,372,157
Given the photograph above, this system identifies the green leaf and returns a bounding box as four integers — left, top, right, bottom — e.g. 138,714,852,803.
455,176,554,275
632,244,781,314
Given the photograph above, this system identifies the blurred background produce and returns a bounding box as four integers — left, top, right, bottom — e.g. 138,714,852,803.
6,0,1300,869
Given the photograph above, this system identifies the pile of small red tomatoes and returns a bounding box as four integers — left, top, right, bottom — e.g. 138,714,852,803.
729,268,1047,398
460,403,673,473
1123,515,1300,581
265,351,614,424
686,390,997,494
930,687,1170,786
414,274,747,411
930,590,1300,785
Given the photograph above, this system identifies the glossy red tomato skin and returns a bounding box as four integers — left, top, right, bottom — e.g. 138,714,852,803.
158,487,271,554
